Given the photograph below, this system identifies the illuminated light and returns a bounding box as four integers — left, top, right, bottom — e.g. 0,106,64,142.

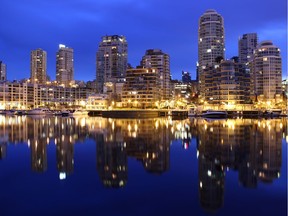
59,172,66,180
59,44,66,49
155,121,159,129
128,124,131,132
207,170,212,177
263,57,268,61
277,172,280,178
200,182,203,188
146,152,149,158
80,119,86,127
197,150,199,158
207,49,212,53
27,139,30,148
119,181,124,187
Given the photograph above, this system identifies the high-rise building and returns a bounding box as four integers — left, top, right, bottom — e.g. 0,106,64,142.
140,49,170,100
30,49,47,84
56,44,74,86
96,35,128,93
182,71,191,83
198,9,225,98
251,41,282,103
238,33,258,64
0,61,6,81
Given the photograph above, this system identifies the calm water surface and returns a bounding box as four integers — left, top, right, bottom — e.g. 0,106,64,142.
0,116,287,216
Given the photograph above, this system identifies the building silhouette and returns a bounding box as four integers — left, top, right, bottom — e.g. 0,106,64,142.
182,71,191,83
56,44,74,86
140,49,171,100
251,41,282,103
238,33,258,64
122,67,160,108
96,35,128,94
198,9,225,99
30,49,47,84
211,59,250,104
0,61,6,81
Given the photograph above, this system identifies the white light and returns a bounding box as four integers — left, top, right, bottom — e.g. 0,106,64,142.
59,44,66,49
207,170,212,176
59,172,66,180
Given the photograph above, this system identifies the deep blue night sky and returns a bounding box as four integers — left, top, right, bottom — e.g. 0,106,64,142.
0,0,287,82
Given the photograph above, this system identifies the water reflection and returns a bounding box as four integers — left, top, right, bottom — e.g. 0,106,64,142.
193,118,284,212
0,116,286,212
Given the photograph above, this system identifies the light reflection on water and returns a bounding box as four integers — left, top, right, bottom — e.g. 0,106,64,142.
0,115,286,215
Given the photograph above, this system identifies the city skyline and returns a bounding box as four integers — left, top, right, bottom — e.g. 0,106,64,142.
0,0,287,82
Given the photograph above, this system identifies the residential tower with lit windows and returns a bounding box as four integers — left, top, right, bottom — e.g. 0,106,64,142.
30,48,47,84
56,44,74,86
251,41,282,106
0,61,6,81
96,35,128,94
198,9,225,100
140,49,170,101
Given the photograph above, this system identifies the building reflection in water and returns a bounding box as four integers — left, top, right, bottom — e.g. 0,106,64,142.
190,118,285,212
0,115,286,210
93,118,172,188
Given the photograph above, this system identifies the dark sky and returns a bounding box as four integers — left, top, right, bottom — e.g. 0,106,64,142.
0,0,287,81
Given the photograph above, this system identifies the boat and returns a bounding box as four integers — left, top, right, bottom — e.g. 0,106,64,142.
263,109,282,118
0,109,16,115
201,110,228,118
69,109,88,116
54,110,70,117
61,110,71,117
15,110,26,115
27,108,54,115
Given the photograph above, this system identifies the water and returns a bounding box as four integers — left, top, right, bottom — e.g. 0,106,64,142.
0,116,287,216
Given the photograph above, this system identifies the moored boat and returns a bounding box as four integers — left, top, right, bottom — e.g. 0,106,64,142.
263,109,282,118
0,109,16,115
27,108,54,115
201,110,228,118
69,109,88,116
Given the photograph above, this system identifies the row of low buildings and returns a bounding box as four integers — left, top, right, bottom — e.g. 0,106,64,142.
0,81,92,110
0,9,286,111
